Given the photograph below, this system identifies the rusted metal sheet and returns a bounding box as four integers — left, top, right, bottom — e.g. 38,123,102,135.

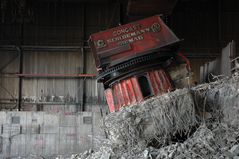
148,70,173,96
89,16,190,113
105,77,143,112
105,69,173,112
15,73,96,78
89,15,180,69
104,89,115,112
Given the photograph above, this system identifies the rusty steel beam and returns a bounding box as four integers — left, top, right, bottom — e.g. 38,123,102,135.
80,3,87,112
0,45,90,52
18,48,23,111
15,73,96,78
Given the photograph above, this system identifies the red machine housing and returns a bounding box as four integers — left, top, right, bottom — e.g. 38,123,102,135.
89,15,180,69
105,69,173,112
89,15,187,113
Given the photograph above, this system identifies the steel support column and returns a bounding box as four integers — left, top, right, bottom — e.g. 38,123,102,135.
79,3,87,112
18,16,24,111
17,48,23,111
218,0,222,43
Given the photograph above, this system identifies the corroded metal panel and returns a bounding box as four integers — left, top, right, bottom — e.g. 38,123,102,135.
105,69,173,112
89,15,180,68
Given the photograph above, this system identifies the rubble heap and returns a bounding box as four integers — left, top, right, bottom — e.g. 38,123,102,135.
138,124,239,159
192,74,239,127
103,88,197,149
75,74,239,159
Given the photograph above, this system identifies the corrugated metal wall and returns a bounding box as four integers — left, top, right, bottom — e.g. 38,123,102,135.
0,2,121,111
1,0,239,109
0,49,107,111
0,51,19,110
23,52,81,99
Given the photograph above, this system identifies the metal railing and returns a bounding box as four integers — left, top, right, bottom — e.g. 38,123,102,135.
231,56,239,74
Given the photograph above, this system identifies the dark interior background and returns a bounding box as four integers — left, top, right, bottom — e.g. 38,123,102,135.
0,0,238,110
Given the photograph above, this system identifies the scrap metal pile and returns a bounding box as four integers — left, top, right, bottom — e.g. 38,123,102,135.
82,10,239,159
103,88,197,149
75,74,239,159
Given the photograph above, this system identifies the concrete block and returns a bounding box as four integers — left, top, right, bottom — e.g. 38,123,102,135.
60,114,77,127
41,113,59,134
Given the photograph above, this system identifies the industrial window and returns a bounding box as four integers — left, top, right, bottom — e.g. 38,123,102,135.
137,75,153,98
36,104,43,111
83,116,92,124
11,116,20,124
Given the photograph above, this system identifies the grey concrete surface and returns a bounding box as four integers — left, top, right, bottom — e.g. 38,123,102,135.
0,111,105,158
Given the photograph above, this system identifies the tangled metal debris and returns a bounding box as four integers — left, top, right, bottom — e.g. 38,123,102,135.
73,74,239,159
103,88,197,148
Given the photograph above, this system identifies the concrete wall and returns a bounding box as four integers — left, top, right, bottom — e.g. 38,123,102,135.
0,111,105,158
0,2,117,111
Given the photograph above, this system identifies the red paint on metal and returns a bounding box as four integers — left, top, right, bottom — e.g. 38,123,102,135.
125,79,137,104
89,15,180,68
131,77,144,102
178,52,191,71
119,82,126,106
104,89,115,112
154,70,164,94
115,84,123,108
89,16,189,113
148,71,160,95
121,81,130,105
105,69,174,112
148,69,173,96
163,70,174,91
105,76,143,112
157,70,172,92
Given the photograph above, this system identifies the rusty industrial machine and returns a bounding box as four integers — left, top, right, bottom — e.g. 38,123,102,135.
89,15,190,112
